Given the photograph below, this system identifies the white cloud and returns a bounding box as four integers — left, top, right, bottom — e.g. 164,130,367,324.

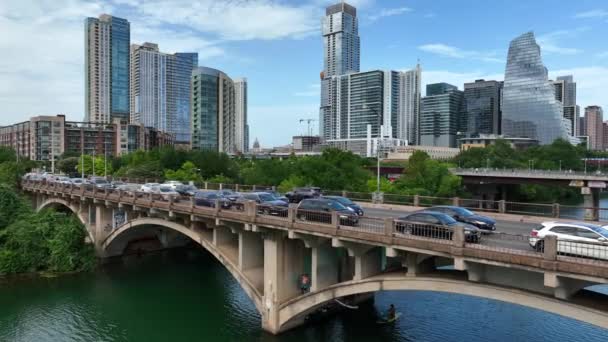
418,44,502,63
249,103,319,147
574,9,608,19
130,0,320,41
537,28,587,55
368,7,412,22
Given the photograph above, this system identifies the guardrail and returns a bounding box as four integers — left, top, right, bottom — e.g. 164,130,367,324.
22,180,608,279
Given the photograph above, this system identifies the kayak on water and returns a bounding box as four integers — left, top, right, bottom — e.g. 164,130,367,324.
377,312,402,324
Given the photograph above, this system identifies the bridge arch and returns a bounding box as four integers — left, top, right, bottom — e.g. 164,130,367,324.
102,218,263,313
278,275,608,332
37,198,94,243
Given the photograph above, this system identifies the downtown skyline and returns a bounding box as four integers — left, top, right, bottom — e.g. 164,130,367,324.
1,0,608,147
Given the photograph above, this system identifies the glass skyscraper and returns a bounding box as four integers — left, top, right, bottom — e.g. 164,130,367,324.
420,83,465,147
501,32,571,144
191,67,243,153
85,14,130,124
320,2,360,139
464,79,503,135
130,43,197,145
398,64,421,144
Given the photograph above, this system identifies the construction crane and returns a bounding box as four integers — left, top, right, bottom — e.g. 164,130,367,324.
299,118,317,136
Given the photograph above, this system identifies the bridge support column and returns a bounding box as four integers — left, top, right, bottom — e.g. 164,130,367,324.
405,253,435,277
213,226,234,247
544,273,593,300
583,187,600,221
311,240,339,292
262,232,306,334
93,204,113,254
239,231,263,271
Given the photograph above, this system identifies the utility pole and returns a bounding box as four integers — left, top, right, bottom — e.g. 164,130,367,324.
81,138,85,179
50,129,55,174
92,149,96,177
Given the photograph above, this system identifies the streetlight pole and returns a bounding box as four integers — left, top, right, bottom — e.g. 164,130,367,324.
486,158,490,169
50,129,55,174
104,141,108,179
81,139,85,179
92,149,96,177
559,160,562,172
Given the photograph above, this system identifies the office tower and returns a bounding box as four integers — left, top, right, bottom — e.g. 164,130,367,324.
191,67,245,153
603,122,608,150
85,14,130,124
130,43,197,145
553,75,579,137
585,106,604,150
234,78,248,153
463,80,503,136
398,64,421,144
320,2,360,139
579,116,586,136
420,83,465,147
322,70,403,155
501,32,571,144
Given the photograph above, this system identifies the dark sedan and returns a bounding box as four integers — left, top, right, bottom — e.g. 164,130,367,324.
194,191,232,209
396,211,481,243
323,196,364,216
296,198,359,226
428,206,496,231
237,192,289,216
218,189,240,202
176,184,199,197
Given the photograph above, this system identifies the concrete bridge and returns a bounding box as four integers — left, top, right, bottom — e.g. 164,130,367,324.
22,180,608,334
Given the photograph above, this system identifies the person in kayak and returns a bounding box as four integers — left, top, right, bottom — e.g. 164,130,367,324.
387,304,396,320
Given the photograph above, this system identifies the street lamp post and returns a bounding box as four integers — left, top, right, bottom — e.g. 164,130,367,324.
559,160,562,172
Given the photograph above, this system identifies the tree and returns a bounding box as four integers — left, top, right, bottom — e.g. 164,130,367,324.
57,157,79,176
394,151,462,197
165,161,204,184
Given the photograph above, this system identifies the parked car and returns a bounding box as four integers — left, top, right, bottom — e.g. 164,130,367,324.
427,206,496,231
323,196,364,216
529,222,608,260
155,185,181,201
116,184,143,197
237,192,289,216
140,183,160,193
87,177,112,189
267,190,289,203
194,191,232,209
163,180,184,190
111,180,126,188
296,198,358,226
175,184,198,197
218,189,240,202
55,176,72,185
396,211,481,243
286,187,321,203
70,178,85,186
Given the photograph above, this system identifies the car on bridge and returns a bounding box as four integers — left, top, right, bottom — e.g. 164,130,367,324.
427,206,496,231
163,180,183,190
194,191,232,209
296,198,358,226
396,211,481,243
285,187,321,203
140,183,161,193
323,196,364,216
236,192,289,216
69,178,85,186
218,189,240,202
116,184,144,197
529,222,608,260
87,177,113,189
175,184,198,197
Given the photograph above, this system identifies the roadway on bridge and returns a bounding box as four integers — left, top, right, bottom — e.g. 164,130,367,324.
360,206,540,252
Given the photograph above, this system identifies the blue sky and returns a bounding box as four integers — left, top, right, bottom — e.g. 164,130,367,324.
1,0,608,147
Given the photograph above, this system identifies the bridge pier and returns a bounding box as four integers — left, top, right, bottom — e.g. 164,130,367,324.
583,187,600,221
311,240,339,292
544,273,594,300
405,253,435,277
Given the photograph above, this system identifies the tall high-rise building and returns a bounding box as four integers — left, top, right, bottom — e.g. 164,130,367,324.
585,106,604,150
501,32,571,144
397,64,421,144
463,79,503,136
85,14,130,124
130,43,197,145
320,2,360,139
322,2,360,78
322,70,405,156
234,78,248,153
553,75,579,137
191,67,245,154
420,83,465,147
